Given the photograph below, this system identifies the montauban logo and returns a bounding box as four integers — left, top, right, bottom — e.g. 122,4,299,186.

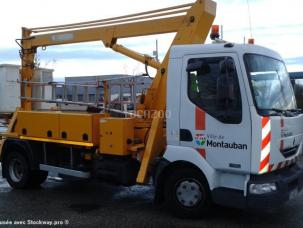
206,140,248,150
195,134,206,146
195,134,247,150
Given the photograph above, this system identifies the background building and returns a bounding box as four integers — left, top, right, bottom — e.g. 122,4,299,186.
0,65,152,113
55,74,152,111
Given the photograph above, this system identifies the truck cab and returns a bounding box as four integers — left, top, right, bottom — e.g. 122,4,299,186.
160,43,303,215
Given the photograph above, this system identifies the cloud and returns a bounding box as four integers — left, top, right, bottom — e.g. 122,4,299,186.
1,45,302,79
0,37,169,64
0,46,116,63
37,47,123,60
286,56,303,65
48,58,156,78
285,56,303,72
1,0,303,77
0,48,20,61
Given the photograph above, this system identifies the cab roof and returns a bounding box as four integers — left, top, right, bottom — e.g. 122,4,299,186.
170,43,283,61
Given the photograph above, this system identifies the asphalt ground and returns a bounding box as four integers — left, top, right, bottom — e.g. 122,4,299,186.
1,165,303,228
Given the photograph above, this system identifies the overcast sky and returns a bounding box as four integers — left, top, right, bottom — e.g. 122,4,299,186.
0,0,302,79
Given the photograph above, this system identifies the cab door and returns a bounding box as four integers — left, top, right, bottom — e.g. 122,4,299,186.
179,53,251,172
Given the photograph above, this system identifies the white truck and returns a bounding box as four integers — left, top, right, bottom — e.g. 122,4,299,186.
161,43,303,215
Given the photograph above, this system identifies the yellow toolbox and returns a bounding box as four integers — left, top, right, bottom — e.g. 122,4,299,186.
59,113,102,144
16,111,104,145
99,118,134,156
16,111,60,139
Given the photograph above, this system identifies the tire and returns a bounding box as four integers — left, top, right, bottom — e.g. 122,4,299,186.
164,168,211,218
4,150,32,189
30,170,48,186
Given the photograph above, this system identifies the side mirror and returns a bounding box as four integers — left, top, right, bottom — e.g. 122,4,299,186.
217,57,236,107
217,75,235,105
220,58,235,74
217,76,229,102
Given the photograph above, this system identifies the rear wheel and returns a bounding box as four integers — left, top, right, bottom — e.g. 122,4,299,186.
164,168,211,218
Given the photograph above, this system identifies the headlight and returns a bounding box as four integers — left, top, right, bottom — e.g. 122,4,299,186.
249,183,277,194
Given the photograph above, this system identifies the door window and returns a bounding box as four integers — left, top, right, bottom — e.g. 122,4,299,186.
187,57,242,124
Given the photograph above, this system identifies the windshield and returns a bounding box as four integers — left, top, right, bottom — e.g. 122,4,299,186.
244,54,297,114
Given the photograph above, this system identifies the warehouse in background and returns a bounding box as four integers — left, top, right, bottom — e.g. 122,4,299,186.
0,64,152,114
55,75,152,111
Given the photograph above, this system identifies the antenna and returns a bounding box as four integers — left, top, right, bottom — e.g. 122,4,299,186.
153,39,159,62
246,0,254,43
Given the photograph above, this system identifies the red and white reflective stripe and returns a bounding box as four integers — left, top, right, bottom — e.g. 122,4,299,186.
196,148,206,159
195,107,205,130
269,157,298,171
195,107,206,159
259,117,271,174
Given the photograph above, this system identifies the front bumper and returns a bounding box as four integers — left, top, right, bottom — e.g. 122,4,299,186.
212,164,303,209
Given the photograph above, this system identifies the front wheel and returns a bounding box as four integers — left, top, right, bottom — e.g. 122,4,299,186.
164,168,211,218
4,151,32,189
31,170,48,186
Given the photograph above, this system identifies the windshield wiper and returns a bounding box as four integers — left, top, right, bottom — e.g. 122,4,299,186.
270,108,302,116
258,108,301,116
271,108,285,113
286,108,302,113
258,108,283,116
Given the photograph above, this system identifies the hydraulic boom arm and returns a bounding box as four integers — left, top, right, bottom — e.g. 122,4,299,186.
18,0,216,183
20,0,216,111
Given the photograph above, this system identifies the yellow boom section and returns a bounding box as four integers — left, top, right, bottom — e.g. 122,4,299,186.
20,0,216,110
16,0,216,183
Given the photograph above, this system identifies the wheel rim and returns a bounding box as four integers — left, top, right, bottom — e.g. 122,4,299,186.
175,179,203,208
9,158,24,182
